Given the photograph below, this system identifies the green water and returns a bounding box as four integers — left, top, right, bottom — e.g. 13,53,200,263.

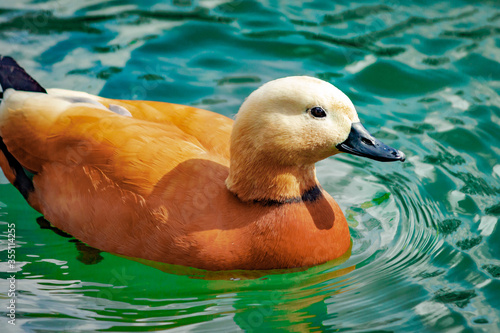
1,0,500,332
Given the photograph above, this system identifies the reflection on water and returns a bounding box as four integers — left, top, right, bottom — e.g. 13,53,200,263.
1,0,500,332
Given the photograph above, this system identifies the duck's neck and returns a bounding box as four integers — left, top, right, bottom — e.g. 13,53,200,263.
226,153,320,203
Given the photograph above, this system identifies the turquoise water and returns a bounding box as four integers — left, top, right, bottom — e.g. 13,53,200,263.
1,0,500,332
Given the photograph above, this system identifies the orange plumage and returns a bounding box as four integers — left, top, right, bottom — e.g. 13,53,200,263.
0,58,404,270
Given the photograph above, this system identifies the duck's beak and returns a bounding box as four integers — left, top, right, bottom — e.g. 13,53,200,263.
336,122,405,162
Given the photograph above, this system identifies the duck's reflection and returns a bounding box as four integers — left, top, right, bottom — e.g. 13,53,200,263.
129,245,355,332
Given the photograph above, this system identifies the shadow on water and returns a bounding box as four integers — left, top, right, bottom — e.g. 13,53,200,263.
37,217,105,265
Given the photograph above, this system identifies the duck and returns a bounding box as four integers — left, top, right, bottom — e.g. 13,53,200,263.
0,56,405,271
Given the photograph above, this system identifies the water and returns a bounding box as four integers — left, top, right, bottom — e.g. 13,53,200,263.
1,0,499,331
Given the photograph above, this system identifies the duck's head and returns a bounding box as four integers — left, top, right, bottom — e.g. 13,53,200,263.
230,76,405,165
227,76,405,201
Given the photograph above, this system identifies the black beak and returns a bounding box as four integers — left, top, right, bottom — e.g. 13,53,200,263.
336,122,405,162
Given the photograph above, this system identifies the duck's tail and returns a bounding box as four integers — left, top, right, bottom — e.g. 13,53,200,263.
0,56,46,97
0,56,45,199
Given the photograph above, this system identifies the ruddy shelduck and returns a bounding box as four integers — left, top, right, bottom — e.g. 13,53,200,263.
0,56,405,270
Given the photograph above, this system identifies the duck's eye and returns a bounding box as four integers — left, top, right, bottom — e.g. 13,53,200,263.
309,106,327,118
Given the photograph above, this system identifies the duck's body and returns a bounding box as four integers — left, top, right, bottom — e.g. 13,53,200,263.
0,57,404,270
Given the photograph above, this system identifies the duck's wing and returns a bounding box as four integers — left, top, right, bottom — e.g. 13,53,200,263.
46,88,233,159
0,89,230,199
